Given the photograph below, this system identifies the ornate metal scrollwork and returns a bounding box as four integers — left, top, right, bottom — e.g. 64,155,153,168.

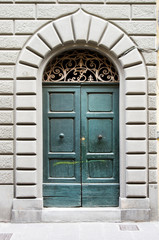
43,50,119,83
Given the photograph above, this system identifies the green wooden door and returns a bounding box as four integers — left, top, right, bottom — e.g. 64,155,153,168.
43,85,119,207
43,87,81,207
81,86,119,206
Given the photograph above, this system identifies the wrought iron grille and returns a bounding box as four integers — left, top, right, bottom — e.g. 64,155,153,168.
43,50,119,83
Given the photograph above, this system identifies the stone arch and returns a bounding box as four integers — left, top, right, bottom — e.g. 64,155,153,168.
15,10,148,203
16,10,146,80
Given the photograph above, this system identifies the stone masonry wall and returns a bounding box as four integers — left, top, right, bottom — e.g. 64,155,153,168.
0,0,157,221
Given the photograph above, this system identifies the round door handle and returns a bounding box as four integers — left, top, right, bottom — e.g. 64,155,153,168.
59,133,65,138
98,134,103,140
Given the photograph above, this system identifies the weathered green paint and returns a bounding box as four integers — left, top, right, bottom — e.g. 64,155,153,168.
43,85,119,207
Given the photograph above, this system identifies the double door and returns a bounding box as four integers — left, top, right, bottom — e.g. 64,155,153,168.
43,85,119,207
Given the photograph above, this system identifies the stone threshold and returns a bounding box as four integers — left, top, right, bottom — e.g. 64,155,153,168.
12,207,150,223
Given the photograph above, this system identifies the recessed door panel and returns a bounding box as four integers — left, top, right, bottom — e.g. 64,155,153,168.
43,85,119,207
50,93,74,112
88,93,112,112
88,159,113,178
49,159,76,178
50,118,74,152
88,119,112,153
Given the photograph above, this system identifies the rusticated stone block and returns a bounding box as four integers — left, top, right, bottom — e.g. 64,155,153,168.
147,66,156,79
126,169,147,183
126,125,146,139
132,5,156,20
148,110,157,124
16,170,37,184
149,140,157,153
0,36,28,50
0,66,14,79
0,96,13,109
126,184,147,197
0,4,35,19
0,155,13,169
126,140,146,153
16,156,36,170
0,126,13,139
124,64,146,79
0,20,13,35
148,96,156,109
16,126,36,139
148,81,156,95
16,96,36,110
126,110,146,123
0,51,19,64
0,141,13,153
0,170,13,184
149,154,157,169
16,140,36,154
0,111,13,124
149,170,158,183
126,96,146,109
126,154,147,169
16,185,37,198
16,80,36,94
149,125,157,139
0,81,13,94
16,110,36,124
125,80,146,94
16,64,38,79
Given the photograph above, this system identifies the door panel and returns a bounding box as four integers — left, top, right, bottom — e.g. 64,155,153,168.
43,85,119,207
88,159,113,178
50,92,74,112
49,159,75,178
50,118,74,152
88,119,112,153
88,93,112,112
43,184,81,207
43,87,81,207
82,184,119,207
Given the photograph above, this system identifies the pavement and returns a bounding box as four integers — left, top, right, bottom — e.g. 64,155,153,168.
1,222,159,240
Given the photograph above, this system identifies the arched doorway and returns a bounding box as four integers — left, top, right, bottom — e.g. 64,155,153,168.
42,50,119,207
13,9,150,222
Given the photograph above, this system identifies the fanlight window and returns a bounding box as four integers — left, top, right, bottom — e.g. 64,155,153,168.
43,50,119,83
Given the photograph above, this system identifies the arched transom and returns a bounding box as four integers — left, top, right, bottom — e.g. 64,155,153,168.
43,50,119,83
